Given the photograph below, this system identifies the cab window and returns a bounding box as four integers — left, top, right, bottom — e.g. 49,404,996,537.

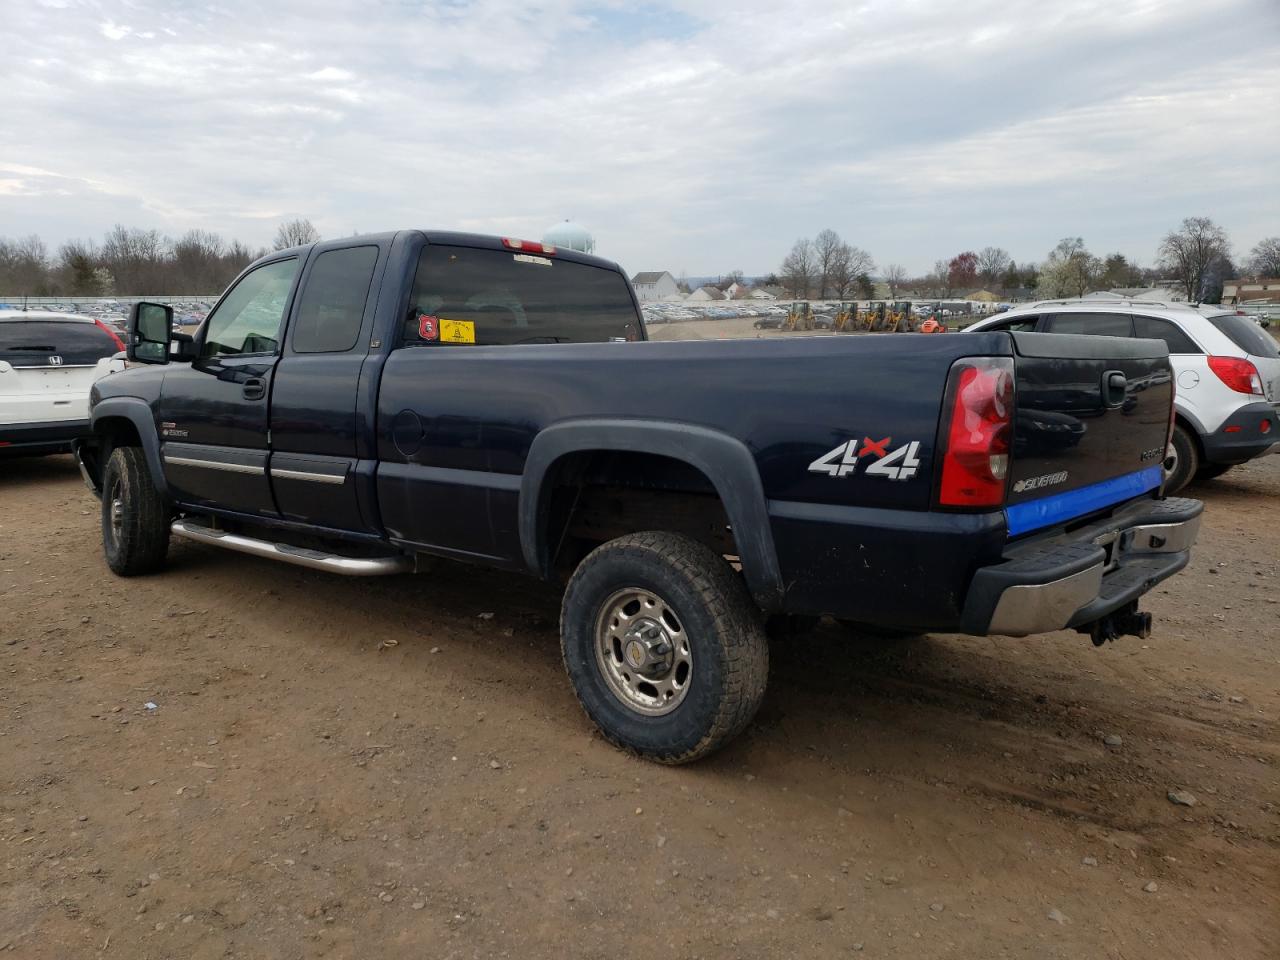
201,258,299,358
291,246,378,354
985,316,1039,333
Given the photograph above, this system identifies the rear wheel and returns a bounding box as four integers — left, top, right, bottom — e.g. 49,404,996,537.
102,446,170,576
560,532,768,764
1164,424,1198,495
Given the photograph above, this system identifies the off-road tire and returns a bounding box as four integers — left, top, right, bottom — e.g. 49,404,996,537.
561,532,769,764
1164,424,1198,495
102,446,170,576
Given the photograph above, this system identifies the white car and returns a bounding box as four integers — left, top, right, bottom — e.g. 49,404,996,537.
1,311,126,457
964,299,1280,493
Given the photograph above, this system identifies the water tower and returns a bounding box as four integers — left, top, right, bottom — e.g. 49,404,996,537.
543,219,595,254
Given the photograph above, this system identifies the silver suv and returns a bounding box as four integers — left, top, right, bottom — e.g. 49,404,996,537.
965,299,1280,493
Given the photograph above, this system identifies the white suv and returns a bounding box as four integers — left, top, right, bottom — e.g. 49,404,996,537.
965,299,1280,493
1,311,126,457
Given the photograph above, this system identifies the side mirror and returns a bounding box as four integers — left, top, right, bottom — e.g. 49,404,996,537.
128,302,173,364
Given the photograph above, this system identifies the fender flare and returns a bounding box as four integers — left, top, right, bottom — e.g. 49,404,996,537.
520,419,784,611
90,398,168,498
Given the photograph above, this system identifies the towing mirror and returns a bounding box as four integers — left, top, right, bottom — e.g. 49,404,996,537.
129,301,173,364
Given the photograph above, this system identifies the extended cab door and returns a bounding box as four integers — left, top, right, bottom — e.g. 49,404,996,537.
157,256,301,515
268,242,385,532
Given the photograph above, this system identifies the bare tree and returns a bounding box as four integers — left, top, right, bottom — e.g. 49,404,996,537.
976,247,1012,289
0,235,51,295
172,230,226,293
812,229,846,300
56,239,101,295
1246,237,1280,277
882,263,907,298
273,218,321,251
929,259,952,297
1158,217,1230,301
780,238,815,299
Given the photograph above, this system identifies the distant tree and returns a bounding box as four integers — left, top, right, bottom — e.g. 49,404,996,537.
273,218,321,251
100,225,167,293
1246,237,1280,276
0,235,52,295
1199,254,1235,304
721,269,745,290
830,243,874,300
1000,261,1022,295
882,263,907,298
676,271,691,294
929,259,952,297
1158,217,1230,301
976,247,1012,289
56,239,100,295
1037,237,1099,298
759,272,780,287
855,272,875,300
947,251,979,293
813,229,845,300
172,230,226,292
1098,253,1144,290
780,238,816,299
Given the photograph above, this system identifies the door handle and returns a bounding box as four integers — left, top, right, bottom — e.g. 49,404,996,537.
1102,370,1127,409
242,377,266,401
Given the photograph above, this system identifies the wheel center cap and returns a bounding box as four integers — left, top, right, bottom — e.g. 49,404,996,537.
624,639,647,668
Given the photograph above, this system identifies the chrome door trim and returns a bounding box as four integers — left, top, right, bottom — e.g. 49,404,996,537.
270,467,347,485
163,454,265,476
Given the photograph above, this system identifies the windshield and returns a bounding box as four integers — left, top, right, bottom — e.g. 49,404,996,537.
1209,314,1280,359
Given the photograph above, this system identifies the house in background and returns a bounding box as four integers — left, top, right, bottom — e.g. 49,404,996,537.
1223,278,1280,304
687,285,727,302
630,271,681,302
748,286,779,300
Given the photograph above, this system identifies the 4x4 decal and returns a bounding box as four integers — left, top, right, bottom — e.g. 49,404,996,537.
808,438,922,481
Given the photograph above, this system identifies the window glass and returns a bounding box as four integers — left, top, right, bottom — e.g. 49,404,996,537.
201,258,298,357
992,317,1039,333
0,321,118,366
1209,314,1280,359
1133,315,1201,354
292,246,378,353
1045,312,1133,337
402,245,640,347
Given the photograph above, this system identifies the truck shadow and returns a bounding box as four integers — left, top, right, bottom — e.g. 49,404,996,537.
0,453,81,487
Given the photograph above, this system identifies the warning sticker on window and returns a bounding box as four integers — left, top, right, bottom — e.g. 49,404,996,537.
418,314,439,341
439,318,476,344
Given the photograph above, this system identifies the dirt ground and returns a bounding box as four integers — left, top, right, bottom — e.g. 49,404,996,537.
2,453,1277,960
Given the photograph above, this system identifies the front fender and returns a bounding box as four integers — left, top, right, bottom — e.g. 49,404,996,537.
90,397,168,498
520,419,784,611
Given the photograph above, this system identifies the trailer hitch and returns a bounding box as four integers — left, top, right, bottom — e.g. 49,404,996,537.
1079,601,1152,647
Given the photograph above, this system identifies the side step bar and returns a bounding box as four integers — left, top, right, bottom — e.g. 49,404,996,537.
171,519,413,577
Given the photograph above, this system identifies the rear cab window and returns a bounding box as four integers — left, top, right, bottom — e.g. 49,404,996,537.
0,320,118,366
291,246,379,354
1209,314,1280,359
402,244,641,347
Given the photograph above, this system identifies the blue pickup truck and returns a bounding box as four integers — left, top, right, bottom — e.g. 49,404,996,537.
76,230,1202,762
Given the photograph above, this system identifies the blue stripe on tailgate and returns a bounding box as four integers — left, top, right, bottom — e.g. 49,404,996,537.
1004,466,1162,537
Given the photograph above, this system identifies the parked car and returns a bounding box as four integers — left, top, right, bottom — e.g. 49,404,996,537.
964,299,1280,492
76,231,1200,763
1,311,126,456
752,315,785,329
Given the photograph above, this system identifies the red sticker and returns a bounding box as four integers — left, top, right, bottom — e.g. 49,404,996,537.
418,314,439,341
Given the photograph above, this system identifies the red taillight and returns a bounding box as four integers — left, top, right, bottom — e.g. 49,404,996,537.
502,237,556,255
1207,356,1263,396
94,318,125,353
938,357,1014,507
1263,419,1273,435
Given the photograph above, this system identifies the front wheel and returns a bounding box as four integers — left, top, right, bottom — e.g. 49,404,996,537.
1163,424,1199,495
560,532,769,764
101,446,170,576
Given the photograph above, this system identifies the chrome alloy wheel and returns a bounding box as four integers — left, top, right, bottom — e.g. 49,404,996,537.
594,588,692,716
108,481,125,542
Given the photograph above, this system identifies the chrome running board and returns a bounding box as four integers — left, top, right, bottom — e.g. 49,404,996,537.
171,519,413,577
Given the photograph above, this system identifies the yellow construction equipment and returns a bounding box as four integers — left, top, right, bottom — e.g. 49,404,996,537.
833,302,857,331
785,302,815,331
860,301,887,332
886,301,916,333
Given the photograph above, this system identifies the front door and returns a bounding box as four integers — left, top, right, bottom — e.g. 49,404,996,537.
157,256,302,515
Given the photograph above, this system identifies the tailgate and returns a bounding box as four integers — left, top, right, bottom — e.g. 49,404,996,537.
1005,332,1171,535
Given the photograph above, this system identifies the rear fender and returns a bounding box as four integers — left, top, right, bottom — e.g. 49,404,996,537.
521,419,784,611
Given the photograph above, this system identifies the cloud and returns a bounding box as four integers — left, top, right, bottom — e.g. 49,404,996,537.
3,0,1278,274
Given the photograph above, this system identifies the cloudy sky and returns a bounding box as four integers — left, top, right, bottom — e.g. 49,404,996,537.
2,0,1278,276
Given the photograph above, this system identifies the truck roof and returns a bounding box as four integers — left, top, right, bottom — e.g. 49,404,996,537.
263,229,624,274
